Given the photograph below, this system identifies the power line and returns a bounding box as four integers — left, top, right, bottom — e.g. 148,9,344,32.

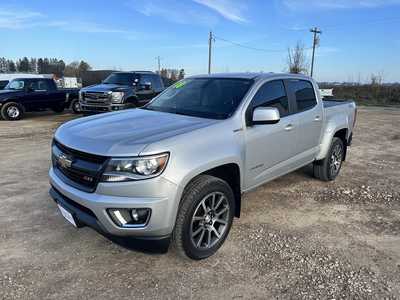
213,35,286,53
289,16,400,33
207,32,316,74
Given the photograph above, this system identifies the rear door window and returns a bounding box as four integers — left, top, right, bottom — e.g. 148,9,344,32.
250,80,289,117
287,80,317,112
29,80,50,91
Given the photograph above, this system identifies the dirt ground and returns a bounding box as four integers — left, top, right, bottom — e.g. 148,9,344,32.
1,107,399,299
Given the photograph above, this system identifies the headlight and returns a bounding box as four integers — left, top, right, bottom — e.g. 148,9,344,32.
101,153,169,182
111,92,124,103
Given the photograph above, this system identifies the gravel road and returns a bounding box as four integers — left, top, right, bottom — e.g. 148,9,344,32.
1,107,399,299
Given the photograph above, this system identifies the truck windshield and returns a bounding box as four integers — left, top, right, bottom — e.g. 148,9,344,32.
5,80,25,90
103,73,138,86
0,80,8,90
144,78,253,119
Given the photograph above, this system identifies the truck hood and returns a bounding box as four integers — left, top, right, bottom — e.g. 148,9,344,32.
55,109,218,157
81,83,129,93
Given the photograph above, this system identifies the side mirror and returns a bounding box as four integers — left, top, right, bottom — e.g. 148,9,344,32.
143,82,152,90
252,107,280,125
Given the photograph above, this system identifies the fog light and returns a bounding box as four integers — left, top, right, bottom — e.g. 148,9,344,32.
108,208,151,227
131,209,139,221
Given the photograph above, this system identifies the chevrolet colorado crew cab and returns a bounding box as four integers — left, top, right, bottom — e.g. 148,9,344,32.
0,78,80,120
79,71,164,114
49,73,356,259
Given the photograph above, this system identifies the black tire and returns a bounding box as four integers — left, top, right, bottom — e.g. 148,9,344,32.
70,99,81,114
313,137,345,181
51,104,65,113
1,102,24,121
172,175,235,260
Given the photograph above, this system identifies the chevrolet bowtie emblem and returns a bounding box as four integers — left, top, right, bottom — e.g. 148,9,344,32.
58,153,73,168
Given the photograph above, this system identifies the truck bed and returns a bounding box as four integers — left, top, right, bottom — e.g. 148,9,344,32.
323,99,354,108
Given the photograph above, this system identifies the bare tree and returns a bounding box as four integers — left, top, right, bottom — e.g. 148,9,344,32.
370,73,383,86
287,42,308,74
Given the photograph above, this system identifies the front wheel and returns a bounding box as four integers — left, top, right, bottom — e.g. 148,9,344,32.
313,137,345,181
173,175,235,260
70,99,81,114
1,102,24,121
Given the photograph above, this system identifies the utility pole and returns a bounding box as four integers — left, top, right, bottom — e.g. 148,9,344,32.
208,31,214,74
310,27,322,77
156,56,161,74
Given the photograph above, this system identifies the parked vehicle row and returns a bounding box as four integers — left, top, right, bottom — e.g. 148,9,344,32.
0,71,164,120
49,72,357,259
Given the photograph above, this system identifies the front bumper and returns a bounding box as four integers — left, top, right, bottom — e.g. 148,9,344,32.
80,102,129,113
49,167,179,238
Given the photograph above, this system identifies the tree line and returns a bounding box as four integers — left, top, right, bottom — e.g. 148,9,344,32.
0,57,92,78
0,57,185,85
158,68,185,86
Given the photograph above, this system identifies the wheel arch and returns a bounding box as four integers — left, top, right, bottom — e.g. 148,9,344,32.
1,100,26,111
316,124,349,161
179,163,242,218
333,128,348,161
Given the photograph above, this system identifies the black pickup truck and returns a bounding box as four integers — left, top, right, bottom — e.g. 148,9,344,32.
0,78,80,120
79,71,164,114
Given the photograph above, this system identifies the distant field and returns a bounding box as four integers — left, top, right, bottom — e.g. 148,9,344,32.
320,84,400,106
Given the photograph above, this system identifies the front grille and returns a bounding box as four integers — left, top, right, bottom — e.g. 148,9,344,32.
83,92,110,104
52,140,108,192
54,140,106,164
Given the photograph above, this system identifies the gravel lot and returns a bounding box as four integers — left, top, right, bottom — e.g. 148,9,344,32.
1,107,399,299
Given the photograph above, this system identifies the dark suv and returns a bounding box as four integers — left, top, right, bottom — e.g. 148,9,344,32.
79,71,164,113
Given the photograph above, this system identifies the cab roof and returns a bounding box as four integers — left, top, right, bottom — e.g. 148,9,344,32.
190,72,313,81
113,71,155,74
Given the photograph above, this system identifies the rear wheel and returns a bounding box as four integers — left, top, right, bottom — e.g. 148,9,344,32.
313,137,344,181
173,175,235,260
1,102,24,121
51,103,65,113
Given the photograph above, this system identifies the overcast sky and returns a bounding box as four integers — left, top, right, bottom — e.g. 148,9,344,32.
1,0,399,82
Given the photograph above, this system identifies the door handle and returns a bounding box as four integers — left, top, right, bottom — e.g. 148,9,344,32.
314,115,321,121
285,124,294,131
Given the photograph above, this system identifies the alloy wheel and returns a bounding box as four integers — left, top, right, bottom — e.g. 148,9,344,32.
329,143,343,177
74,101,81,112
190,192,230,249
7,106,20,118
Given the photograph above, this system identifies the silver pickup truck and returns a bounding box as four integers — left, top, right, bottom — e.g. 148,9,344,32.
49,73,356,259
